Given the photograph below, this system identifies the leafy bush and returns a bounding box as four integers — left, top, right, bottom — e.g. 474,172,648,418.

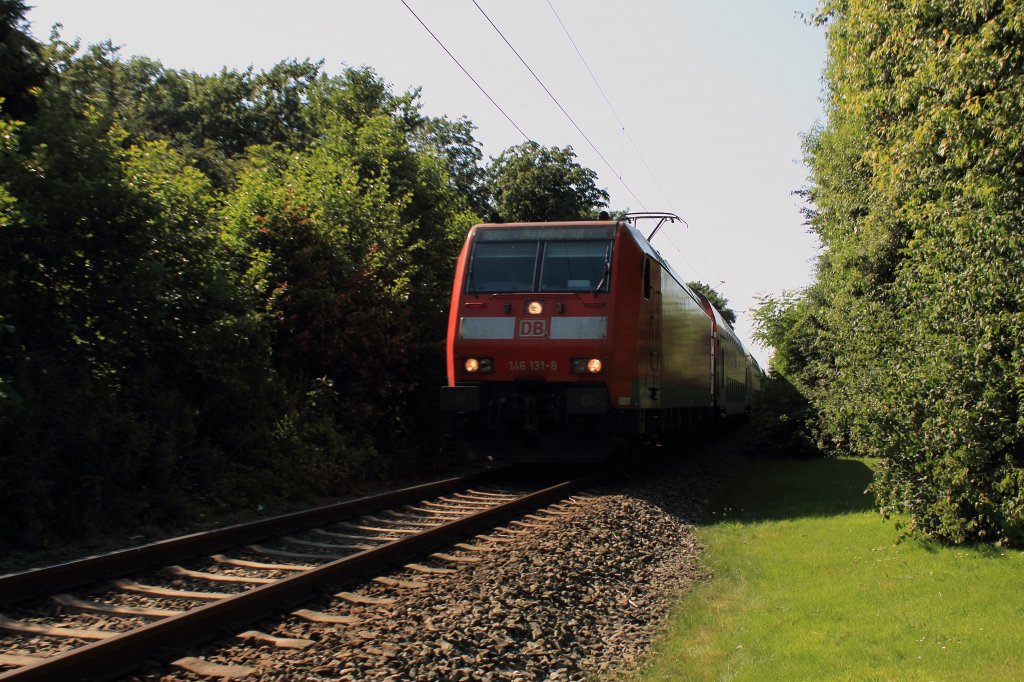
780,1,1024,545
0,21,479,549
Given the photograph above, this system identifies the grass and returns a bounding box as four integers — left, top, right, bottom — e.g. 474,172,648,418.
640,457,1024,681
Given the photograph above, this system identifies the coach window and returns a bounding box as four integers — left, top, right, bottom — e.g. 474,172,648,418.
643,258,653,300
466,241,539,292
539,241,611,292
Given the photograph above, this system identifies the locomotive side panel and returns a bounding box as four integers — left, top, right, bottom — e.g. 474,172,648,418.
635,255,661,410
659,273,715,409
606,228,644,410
711,308,749,416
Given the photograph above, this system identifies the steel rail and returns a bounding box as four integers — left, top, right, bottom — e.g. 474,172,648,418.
0,469,502,606
0,474,592,682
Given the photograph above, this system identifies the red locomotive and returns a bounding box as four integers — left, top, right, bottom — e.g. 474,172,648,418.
440,213,762,460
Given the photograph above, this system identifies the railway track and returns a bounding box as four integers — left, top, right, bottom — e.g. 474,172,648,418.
0,469,598,681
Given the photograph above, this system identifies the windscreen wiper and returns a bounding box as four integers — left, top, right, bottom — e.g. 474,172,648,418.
592,250,611,294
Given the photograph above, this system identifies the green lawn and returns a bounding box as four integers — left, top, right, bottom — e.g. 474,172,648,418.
641,457,1024,681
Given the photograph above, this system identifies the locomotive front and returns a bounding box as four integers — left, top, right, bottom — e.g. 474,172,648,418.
440,221,620,460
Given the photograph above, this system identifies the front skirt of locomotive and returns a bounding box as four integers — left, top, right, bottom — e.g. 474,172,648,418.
441,381,635,463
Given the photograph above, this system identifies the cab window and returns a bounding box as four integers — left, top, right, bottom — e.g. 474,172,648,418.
466,241,538,292
539,241,610,292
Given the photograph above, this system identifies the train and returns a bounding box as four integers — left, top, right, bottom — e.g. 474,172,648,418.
440,212,763,461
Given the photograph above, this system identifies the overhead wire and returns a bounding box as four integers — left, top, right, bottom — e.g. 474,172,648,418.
398,0,532,141
543,1,725,287
545,0,675,214
470,0,647,211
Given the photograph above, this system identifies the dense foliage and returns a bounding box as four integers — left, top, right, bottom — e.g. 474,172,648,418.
485,141,609,221
0,7,615,549
758,0,1024,545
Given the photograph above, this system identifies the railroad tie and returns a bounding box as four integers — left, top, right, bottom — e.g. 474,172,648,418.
472,488,519,497
338,522,419,535
292,609,360,625
404,563,455,575
112,579,226,601
361,515,440,528
309,528,390,543
454,542,496,553
509,520,549,530
246,544,345,561
381,509,451,521
373,576,427,589
0,615,115,640
413,502,473,513
402,505,463,517
52,594,181,619
438,496,493,508
164,565,274,585
281,535,373,551
0,652,48,667
456,490,511,500
210,554,310,571
237,630,314,650
172,657,257,679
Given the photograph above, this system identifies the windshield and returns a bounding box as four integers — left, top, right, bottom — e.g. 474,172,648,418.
466,242,538,292
467,239,611,293
540,241,610,291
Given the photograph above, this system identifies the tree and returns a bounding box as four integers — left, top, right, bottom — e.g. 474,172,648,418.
413,115,487,216
0,0,47,120
0,65,287,543
222,68,478,458
0,32,483,548
687,281,737,326
791,1,1024,546
485,141,608,221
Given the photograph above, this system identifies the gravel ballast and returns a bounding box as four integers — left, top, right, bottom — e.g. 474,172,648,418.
133,448,728,681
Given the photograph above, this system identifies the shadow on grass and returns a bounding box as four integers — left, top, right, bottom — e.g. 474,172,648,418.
711,456,876,523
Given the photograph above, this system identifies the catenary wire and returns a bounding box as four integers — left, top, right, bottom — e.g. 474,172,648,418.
545,0,676,213
543,1,725,286
399,0,532,141
470,0,647,211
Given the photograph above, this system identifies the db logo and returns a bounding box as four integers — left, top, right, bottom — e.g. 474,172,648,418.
517,319,548,337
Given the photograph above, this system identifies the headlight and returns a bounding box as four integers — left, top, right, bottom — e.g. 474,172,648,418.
571,357,603,374
464,357,493,373
526,300,544,315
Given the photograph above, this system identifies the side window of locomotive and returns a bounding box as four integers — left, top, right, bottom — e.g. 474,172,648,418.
538,241,611,292
466,241,539,292
643,258,653,300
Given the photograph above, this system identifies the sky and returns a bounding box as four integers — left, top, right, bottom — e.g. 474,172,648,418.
25,1,828,366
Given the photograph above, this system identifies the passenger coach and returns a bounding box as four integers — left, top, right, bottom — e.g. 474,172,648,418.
441,214,761,460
